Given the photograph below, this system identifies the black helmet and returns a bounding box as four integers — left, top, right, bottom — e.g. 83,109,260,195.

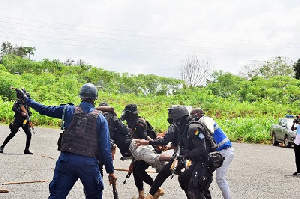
16,88,27,99
120,104,138,121
22,88,30,98
168,105,189,122
79,83,98,100
123,104,138,114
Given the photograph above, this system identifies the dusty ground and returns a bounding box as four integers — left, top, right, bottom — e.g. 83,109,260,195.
0,124,299,199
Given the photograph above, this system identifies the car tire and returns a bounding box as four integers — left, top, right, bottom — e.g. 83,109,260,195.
272,133,279,146
283,135,292,148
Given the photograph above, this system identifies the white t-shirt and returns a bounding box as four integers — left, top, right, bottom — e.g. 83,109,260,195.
294,126,300,145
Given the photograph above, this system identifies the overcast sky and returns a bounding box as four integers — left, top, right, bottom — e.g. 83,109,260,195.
1,0,299,79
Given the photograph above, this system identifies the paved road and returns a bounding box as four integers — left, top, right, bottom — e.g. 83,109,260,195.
0,124,299,199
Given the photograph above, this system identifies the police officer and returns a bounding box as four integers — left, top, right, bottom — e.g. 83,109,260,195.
97,102,132,177
120,103,155,199
98,102,132,158
178,120,215,199
190,108,234,199
25,83,116,199
136,105,191,199
0,89,33,154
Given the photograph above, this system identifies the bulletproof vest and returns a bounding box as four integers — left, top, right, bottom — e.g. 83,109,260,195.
186,121,217,153
187,121,217,152
131,116,157,140
60,106,101,158
12,100,28,117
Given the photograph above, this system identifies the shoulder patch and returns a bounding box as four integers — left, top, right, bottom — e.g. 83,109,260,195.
198,132,205,139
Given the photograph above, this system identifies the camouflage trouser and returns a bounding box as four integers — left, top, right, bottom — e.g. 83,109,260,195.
129,139,166,171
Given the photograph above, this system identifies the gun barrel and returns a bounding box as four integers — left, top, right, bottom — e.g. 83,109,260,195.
113,185,119,199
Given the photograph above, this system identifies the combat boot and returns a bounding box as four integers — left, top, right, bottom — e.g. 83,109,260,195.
24,149,33,154
153,188,165,199
0,145,3,153
138,190,145,199
145,193,154,199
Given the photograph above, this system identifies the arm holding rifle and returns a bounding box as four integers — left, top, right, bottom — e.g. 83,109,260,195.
170,145,181,178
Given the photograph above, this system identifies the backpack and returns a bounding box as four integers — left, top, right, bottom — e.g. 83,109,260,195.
187,120,224,172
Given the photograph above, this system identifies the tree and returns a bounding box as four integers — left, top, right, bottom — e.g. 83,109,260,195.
22,47,36,60
64,58,75,66
179,56,212,86
1,42,36,59
240,56,294,79
294,58,300,79
207,71,246,98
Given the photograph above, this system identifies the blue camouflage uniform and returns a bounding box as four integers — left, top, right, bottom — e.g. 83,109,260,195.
26,99,114,199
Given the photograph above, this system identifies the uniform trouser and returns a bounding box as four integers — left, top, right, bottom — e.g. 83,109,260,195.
149,161,172,195
133,160,153,191
178,163,212,199
2,117,32,150
294,144,300,173
216,148,234,199
49,153,103,199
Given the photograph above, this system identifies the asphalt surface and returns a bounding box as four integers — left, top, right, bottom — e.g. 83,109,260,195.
0,124,300,199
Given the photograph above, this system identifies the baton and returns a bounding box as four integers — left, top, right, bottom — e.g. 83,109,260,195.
109,176,119,199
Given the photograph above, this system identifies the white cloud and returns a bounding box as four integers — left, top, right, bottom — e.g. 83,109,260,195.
1,0,299,79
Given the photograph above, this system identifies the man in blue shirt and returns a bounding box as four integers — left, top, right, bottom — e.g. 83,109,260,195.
26,83,116,199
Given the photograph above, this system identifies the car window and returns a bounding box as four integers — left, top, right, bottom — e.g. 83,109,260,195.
287,119,297,128
279,119,283,125
283,119,287,125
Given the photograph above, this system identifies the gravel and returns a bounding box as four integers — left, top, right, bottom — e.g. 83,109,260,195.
0,124,299,199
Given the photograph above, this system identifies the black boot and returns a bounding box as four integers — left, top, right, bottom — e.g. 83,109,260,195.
24,149,33,154
24,133,32,154
0,145,3,153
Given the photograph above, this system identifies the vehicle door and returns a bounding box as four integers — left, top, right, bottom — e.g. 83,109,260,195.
278,118,288,141
273,119,282,141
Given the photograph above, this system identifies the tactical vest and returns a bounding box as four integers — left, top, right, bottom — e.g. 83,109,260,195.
186,121,224,171
186,121,217,152
131,117,156,140
60,106,101,158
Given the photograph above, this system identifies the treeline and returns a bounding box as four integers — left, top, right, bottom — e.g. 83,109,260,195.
1,54,300,144
0,54,184,101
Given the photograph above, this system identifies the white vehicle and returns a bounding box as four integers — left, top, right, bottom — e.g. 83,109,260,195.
270,115,297,148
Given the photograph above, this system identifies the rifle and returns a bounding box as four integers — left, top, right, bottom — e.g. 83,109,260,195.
20,104,35,134
170,146,181,179
123,161,133,184
123,171,132,185
109,176,119,199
